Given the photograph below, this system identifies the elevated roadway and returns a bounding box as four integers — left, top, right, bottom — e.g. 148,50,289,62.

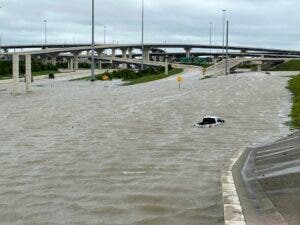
3,42,300,95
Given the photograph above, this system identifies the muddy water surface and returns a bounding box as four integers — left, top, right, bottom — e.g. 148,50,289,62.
0,70,291,225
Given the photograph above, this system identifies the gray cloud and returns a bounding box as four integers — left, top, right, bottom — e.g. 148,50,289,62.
0,0,299,50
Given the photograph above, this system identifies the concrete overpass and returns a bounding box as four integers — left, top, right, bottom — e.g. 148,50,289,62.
2,43,300,94
2,43,300,56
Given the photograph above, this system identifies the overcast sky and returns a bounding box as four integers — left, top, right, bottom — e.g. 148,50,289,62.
0,0,299,50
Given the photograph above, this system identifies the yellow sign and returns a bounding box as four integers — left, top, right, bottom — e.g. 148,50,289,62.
176,76,183,88
176,76,183,83
102,75,109,81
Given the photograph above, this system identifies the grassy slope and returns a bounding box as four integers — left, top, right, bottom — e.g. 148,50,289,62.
274,60,300,71
70,68,184,84
287,75,300,128
32,70,60,76
70,72,106,81
124,68,183,86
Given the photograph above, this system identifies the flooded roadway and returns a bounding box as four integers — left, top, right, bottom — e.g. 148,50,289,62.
0,70,292,225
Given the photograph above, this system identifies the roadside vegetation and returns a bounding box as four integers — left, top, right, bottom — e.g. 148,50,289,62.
0,60,98,80
72,66,183,85
274,60,300,71
287,75,300,128
236,64,257,71
124,68,183,85
0,60,59,79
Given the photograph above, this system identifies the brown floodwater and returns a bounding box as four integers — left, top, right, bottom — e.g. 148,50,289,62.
0,70,291,225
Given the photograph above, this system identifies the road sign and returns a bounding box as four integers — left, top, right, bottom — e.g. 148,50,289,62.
176,76,183,88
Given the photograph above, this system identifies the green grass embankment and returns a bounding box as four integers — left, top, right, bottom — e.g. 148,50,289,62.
71,66,183,85
32,70,61,76
124,68,183,85
274,60,300,71
287,75,300,128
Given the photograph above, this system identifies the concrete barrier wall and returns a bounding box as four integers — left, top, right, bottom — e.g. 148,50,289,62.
232,132,300,225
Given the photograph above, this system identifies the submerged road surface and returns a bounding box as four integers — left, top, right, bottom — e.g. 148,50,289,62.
0,70,292,225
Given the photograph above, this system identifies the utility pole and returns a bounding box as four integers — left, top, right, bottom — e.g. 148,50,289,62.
91,0,95,81
225,20,229,75
44,19,47,47
222,9,226,59
141,0,144,70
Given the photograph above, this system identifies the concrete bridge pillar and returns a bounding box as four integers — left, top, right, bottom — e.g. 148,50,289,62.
121,48,128,69
121,48,127,58
51,56,57,66
41,55,48,65
71,51,82,71
68,58,74,71
256,61,263,71
25,54,32,93
128,48,133,59
96,49,104,57
213,57,218,64
184,47,192,58
110,48,116,64
12,54,20,95
159,56,164,62
111,48,116,58
99,60,102,70
143,48,150,62
257,64,262,72
165,57,169,75
74,54,79,70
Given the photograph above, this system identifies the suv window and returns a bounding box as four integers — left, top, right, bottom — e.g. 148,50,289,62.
202,118,216,124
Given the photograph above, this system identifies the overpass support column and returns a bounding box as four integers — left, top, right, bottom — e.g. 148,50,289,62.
41,55,48,65
184,47,192,58
111,48,116,58
71,51,81,71
143,48,150,62
121,48,127,58
74,54,79,71
25,54,32,93
68,58,74,71
121,48,128,69
51,56,57,66
110,48,116,63
99,60,102,70
71,58,74,71
128,48,133,59
213,57,218,64
165,57,169,75
257,61,262,72
12,54,20,95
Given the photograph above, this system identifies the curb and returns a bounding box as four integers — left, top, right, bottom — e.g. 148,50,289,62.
222,149,247,225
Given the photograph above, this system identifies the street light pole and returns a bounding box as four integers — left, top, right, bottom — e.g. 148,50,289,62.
91,0,95,81
209,22,212,61
225,20,229,75
44,19,47,47
141,0,144,71
222,9,226,59
104,25,106,44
